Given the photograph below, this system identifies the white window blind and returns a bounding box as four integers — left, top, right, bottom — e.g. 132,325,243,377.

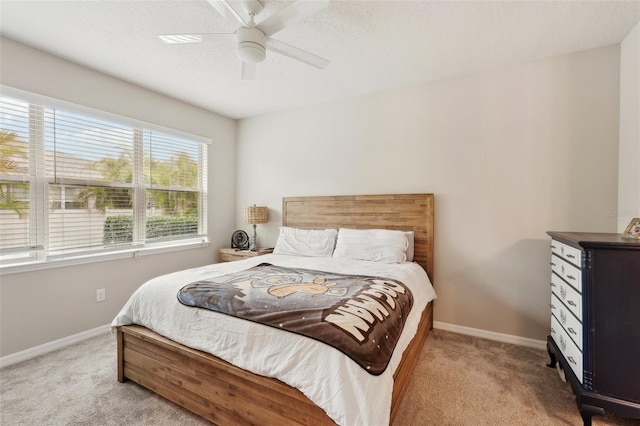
0,88,208,267
143,130,204,242
0,96,34,260
45,108,136,256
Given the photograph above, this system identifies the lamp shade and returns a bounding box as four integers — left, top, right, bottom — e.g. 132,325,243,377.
243,205,268,225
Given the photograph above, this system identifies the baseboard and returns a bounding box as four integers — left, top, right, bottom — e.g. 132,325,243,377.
433,321,547,350
0,324,111,369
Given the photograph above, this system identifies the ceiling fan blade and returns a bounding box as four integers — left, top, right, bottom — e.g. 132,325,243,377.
257,0,329,37
242,61,257,80
267,38,329,69
158,33,235,44
206,0,248,27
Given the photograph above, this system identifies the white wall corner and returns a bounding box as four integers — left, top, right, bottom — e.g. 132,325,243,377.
618,21,640,232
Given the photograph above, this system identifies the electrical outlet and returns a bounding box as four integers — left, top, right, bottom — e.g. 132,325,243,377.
96,288,106,302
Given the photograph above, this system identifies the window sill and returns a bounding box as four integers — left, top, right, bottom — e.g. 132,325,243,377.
0,239,210,275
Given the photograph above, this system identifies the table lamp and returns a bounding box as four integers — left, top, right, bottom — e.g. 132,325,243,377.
242,205,268,251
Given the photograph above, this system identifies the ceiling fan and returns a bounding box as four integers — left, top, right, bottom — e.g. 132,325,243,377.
159,0,330,80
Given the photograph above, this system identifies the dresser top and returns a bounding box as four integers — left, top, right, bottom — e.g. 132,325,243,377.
548,231,640,249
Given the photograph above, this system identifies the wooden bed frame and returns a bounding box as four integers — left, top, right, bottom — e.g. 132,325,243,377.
117,193,435,425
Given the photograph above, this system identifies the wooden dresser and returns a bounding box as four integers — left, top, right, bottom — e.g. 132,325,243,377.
546,232,640,425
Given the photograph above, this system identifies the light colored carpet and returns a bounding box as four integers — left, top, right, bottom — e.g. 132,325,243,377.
392,330,639,426
1,329,638,426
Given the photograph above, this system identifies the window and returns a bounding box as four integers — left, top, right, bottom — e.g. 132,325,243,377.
0,87,209,268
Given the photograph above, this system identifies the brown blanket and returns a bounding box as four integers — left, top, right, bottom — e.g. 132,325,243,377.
177,263,413,375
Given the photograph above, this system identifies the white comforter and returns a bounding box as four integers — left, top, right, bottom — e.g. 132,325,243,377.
111,254,436,426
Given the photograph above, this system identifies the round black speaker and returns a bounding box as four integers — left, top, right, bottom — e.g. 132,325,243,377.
231,230,249,250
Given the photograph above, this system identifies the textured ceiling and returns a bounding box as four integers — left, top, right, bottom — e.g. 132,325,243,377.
1,0,639,119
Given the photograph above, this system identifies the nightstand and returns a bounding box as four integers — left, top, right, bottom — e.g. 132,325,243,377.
219,248,271,262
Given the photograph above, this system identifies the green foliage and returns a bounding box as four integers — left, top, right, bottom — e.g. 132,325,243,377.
74,151,134,212
104,215,198,243
0,131,29,217
146,152,199,216
0,181,29,218
0,130,27,172
147,189,198,217
103,215,133,243
77,150,198,216
146,216,198,239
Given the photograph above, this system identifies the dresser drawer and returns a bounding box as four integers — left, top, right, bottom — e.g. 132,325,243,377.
551,316,583,383
550,255,582,293
220,252,246,262
551,294,582,350
551,239,582,268
551,273,582,321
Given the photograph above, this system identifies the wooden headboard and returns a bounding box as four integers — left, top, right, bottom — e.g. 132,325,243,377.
282,194,434,281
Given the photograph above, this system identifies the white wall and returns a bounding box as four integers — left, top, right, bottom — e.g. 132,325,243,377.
0,37,237,357
618,22,640,231
0,36,626,355
237,45,621,341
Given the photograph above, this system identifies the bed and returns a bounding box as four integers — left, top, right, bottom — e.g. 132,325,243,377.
114,193,435,425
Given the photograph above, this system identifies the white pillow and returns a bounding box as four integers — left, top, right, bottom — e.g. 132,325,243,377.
405,231,415,262
273,227,338,257
333,228,408,264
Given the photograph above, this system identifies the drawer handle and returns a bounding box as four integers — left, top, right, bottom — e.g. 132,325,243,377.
567,356,577,365
567,327,577,335
551,245,557,249
550,327,555,333
566,254,575,259
567,300,577,307
550,303,556,309
550,282,556,287
566,275,576,281
550,262,556,267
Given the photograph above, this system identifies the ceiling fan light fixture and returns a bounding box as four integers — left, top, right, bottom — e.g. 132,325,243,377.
236,27,267,63
167,0,331,79
237,42,266,63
